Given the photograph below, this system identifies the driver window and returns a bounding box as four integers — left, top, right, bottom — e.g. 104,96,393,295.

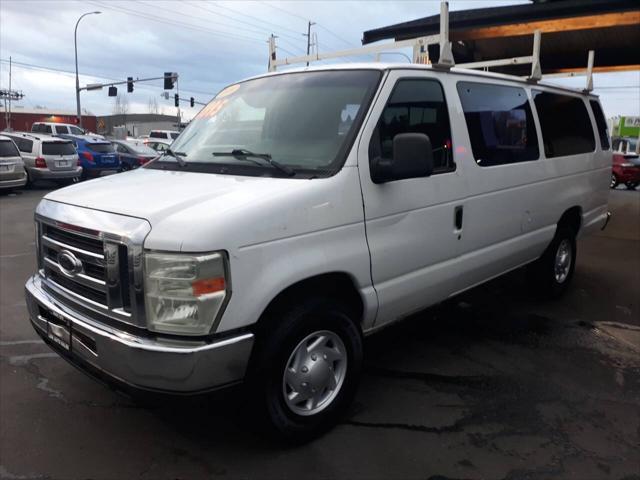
370,78,454,175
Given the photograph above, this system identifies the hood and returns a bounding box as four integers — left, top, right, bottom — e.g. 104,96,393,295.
46,168,304,224
43,167,361,252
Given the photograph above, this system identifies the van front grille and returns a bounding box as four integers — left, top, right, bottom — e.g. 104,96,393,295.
38,220,134,324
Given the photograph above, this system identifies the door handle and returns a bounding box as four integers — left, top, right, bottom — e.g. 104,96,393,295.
454,205,464,231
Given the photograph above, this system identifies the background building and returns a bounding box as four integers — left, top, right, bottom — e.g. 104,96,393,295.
0,106,97,133
96,113,180,137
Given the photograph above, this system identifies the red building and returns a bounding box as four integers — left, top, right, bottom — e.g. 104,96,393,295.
0,107,97,133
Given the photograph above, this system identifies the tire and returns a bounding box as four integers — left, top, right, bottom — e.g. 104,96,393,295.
610,173,619,189
527,226,577,299
625,181,638,190
246,296,363,443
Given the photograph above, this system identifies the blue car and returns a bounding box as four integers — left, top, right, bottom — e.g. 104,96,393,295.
59,135,120,179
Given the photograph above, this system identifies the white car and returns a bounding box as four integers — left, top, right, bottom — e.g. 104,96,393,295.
25,64,611,440
0,135,28,190
148,130,179,142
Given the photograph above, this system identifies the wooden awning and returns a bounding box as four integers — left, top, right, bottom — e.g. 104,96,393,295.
362,0,640,76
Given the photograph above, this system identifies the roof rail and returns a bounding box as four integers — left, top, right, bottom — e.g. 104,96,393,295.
539,50,596,93
266,0,597,92
267,2,454,72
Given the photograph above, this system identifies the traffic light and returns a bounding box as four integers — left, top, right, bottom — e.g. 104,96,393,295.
174,94,179,107
164,72,177,90
108,86,118,97
190,97,194,107
127,77,134,93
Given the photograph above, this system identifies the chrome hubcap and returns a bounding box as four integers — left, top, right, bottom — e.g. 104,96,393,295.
282,330,347,416
554,239,572,284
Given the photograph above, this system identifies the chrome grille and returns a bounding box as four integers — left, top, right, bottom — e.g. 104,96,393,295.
39,221,134,323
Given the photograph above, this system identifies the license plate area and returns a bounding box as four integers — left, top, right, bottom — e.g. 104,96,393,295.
55,160,71,168
39,308,71,351
0,164,13,172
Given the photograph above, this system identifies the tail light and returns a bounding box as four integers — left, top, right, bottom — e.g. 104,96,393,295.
35,157,47,168
138,156,150,165
81,151,94,163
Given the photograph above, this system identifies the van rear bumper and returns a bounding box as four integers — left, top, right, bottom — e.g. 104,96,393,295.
25,275,254,394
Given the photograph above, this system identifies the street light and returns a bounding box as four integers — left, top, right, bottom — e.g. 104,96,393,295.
74,11,101,128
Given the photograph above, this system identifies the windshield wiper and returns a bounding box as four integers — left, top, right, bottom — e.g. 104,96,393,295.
163,148,187,167
212,149,295,177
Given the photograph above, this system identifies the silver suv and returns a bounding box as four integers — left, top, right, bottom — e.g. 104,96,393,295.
3,132,82,186
0,135,27,190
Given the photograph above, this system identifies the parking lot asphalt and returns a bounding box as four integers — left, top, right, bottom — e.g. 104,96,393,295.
1,183,639,480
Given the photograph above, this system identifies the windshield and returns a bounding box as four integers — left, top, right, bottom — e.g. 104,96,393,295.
152,70,381,178
42,142,76,155
0,140,19,157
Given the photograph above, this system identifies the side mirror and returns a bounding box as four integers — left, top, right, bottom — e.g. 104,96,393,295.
371,133,434,184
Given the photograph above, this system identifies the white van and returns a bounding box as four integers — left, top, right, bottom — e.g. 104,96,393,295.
25,64,611,440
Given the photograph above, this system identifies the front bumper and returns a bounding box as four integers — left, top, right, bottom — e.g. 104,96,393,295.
25,275,254,394
28,166,82,181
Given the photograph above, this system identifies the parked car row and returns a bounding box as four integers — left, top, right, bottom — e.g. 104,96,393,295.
0,129,167,191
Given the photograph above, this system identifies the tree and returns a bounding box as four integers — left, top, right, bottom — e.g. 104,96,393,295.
147,97,159,114
113,94,129,115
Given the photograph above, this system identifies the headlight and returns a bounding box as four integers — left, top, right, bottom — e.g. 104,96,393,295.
144,251,229,335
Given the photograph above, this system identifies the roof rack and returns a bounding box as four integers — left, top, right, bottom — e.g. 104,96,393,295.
267,1,596,92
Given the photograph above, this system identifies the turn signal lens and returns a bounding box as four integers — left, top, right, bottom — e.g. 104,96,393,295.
192,277,225,296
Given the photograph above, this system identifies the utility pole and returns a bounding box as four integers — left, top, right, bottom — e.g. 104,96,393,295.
303,21,316,66
8,56,11,131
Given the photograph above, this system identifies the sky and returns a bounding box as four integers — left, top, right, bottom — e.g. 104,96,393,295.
1,0,638,122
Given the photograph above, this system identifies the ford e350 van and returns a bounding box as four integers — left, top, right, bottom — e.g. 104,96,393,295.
25,64,611,440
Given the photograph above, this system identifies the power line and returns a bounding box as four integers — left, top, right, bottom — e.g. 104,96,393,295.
134,0,282,41
87,1,265,45
185,1,303,44
262,2,358,49
196,1,304,38
0,58,214,97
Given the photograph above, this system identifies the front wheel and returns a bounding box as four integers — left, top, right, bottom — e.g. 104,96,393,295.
625,181,638,190
247,297,363,443
527,226,577,299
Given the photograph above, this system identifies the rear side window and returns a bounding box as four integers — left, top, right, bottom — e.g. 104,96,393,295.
42,142,76,155
533,91,595,158
170,132,179,139
457,82,539,167
589,100,610,150
54,125,69,135
45,125,52,134
149,131,165,139
31,124,43,133
88,143,115,153
7,137,33,153
370,78,454,174
0,140,20,157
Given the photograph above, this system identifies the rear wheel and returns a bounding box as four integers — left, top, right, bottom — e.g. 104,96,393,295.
247,296,363,443
527,226,577,299
625,181,638,190
610,173,619,189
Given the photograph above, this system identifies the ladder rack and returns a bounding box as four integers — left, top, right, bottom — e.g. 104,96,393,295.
267,1,596,92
